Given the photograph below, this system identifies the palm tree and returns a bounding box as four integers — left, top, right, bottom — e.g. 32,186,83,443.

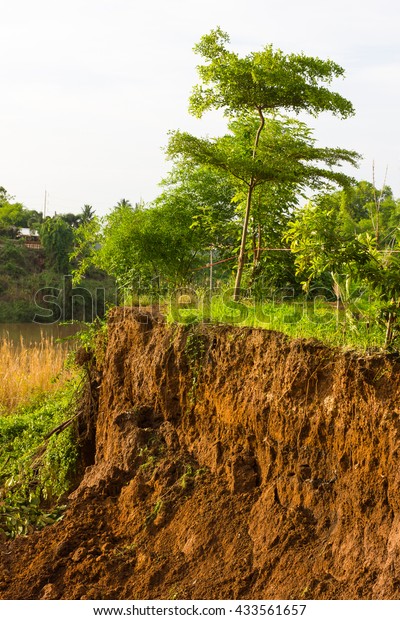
116,198,132,209
79,204,95,225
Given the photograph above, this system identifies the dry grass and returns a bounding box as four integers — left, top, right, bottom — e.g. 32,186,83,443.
0,334,72,414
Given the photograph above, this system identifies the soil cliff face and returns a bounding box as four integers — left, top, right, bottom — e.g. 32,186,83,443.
1,308,400,600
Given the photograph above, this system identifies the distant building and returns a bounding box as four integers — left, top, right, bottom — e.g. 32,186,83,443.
17,227,41,249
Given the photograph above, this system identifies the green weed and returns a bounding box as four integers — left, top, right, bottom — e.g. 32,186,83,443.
0,377,81,538
145,499,163,526
113,543,137,558
184,329,208,403
179,464,207,490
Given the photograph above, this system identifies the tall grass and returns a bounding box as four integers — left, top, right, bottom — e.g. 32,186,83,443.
0,334,71,414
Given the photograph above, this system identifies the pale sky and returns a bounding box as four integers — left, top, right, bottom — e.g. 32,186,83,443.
1,0,399,216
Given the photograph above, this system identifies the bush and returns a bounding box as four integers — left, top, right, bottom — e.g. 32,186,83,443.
0,379,81,538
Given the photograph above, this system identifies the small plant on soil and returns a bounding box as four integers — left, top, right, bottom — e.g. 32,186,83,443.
179,464,208,490
113,543,137,558
184,328,208,403
0,377,82,538
138,434,165,474
145,499,164,526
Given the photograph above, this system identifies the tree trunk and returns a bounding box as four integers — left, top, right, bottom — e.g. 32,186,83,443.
234,183,255,300
233,108,265,301
249,221,262,288
385,312,394,348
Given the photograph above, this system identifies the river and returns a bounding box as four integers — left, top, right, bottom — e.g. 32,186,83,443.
0,322,84,346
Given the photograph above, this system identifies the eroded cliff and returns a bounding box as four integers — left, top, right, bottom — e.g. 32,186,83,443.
1,308,400,599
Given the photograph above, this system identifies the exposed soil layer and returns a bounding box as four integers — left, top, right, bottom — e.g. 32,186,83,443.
1,308,400,600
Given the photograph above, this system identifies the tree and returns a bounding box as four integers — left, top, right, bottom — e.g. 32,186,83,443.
340,181,399,244
98,199,213,287
79,204,95,225
157,162,238,262
72,183,232,289
0,202,24,232
297,181,400,245
243,182,299,290
285,194,369,289
178,28,357,299
39,217,74,273
0,187,9,202
70,216,102,283
357,237,400,347
285,193,400,347
59,213,80,228
0,187,42,236
168,113,359,297
116,198,132,209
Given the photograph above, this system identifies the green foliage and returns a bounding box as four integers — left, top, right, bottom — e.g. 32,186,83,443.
158,162,238,253
72,196,222,288
79,204,95,225
96,202,154,285
0,186,42,231
285,195,370,287
70,216,102,283
311,181,400,243
74,316,108,368
0,240,46,321
0,299,39,322
0,267,114,324
178,464,207,490
140,198,206,284
353,235,400,347
184,328,208,402
0,378,81,538
189,28,354,119
59,212,80,228
285,187,400,347
0,239,31,276
0,202,25,227
168,116,358,193
39,216,75,273
185,329,207,367
0,195,110,323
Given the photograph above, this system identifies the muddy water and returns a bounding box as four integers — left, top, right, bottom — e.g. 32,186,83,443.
0,322,84,346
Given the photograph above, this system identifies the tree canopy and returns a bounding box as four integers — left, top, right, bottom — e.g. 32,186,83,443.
189,28,354,120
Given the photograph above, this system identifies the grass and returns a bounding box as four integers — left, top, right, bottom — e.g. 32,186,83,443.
0,321,99,539
0,377,81,537
167,290,387,351
0,333,72,415
0,331,80,537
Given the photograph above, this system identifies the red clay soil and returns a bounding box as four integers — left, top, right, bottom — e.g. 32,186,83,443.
1,307,400,600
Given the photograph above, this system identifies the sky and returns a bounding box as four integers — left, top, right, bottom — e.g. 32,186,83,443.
1,0,399,216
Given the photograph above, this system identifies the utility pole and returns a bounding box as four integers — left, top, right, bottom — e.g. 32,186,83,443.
43,190,47,219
